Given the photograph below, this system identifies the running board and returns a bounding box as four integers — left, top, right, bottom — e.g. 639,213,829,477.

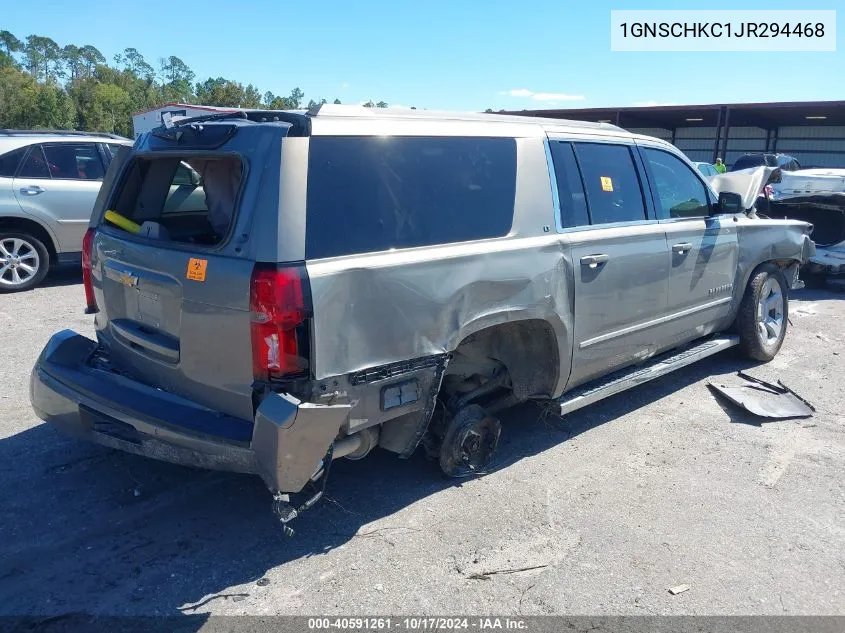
557,335,739,416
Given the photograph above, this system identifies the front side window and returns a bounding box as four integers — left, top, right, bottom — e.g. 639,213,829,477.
42,143,105,180
17,145,50,179
305,136,516,259
643,148,710,219
572,142,647,225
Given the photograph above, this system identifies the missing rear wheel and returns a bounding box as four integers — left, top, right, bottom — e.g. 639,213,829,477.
438,404,501,478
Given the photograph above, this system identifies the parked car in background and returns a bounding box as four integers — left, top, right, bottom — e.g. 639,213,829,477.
731,152,801,172
693,161,720,178
0,130,133,292
30,106,814,526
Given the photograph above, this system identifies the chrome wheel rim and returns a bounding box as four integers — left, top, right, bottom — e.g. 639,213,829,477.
757,277,784,345
0,237,40,288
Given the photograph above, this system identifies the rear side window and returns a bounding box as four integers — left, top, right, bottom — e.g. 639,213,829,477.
17,145,50,179
108,155,243,246
305,136,516,259
0,147,27,177
43,144,104,180
572,143,647,225
548,141,590,228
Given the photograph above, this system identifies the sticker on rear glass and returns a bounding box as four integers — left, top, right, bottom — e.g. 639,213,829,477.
600,176,614,192
186,258,208,282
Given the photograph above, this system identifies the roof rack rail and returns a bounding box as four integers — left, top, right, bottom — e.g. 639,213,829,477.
0,129,129,140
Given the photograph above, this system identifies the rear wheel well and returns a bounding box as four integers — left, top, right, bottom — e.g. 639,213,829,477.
443,320,559,405
0,217,57,263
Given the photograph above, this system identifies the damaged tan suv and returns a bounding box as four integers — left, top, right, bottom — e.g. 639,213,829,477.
30,105,815,525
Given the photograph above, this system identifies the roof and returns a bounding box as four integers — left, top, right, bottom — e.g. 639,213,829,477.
500,100,845,129
308,103,624,131
132,103,239,117
0,129,129,141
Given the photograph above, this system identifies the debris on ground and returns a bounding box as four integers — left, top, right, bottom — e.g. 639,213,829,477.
668,584,691,595
466,564,549,581
708,372,815,420
256,578,270,587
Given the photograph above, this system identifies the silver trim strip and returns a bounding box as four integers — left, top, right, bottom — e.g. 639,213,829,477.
580,296,733,349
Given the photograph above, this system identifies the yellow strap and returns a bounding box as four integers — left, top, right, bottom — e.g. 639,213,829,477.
104,210,141,234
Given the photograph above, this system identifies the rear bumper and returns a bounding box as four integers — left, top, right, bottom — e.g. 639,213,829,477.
30,330,350,494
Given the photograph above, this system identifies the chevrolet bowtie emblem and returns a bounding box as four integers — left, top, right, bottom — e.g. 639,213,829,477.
117,271,138,287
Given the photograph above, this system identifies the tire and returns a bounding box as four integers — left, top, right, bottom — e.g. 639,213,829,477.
0,232,50,293
736,263,788,362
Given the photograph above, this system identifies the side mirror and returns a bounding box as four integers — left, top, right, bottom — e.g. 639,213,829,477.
715,191,744,215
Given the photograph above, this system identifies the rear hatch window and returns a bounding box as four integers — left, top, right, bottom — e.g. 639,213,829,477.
105,155,243,246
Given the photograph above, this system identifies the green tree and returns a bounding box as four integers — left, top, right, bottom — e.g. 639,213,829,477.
287,87,304,109
0,30,23,69
79,44,105,76
376,101,388,108
333,98,341,104
63,44,84,81
121,47,155,80
33,82,75,129
362,100,375,108
159,55,194,102
196,77,245,107
242,84,261,108
0,66,38,128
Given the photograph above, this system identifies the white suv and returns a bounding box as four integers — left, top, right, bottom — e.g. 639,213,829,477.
0,130,133,292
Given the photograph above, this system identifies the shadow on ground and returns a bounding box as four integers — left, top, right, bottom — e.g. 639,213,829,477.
0,350,761,622
41,267,83,289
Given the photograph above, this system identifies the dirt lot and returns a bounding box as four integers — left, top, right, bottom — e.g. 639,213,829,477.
1,270,844,617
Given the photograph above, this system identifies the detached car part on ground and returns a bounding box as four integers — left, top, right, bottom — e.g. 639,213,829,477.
30,106,814,527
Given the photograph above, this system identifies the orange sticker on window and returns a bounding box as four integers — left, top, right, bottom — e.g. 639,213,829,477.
186,258,208,281
600,176,614,192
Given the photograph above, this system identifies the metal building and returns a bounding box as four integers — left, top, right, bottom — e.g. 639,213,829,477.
503,100,845,169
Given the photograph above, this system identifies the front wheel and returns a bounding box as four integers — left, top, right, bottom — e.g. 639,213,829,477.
736,264,789,362
0,232,50,293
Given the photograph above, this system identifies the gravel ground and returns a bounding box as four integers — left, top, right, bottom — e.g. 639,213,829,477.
1,269,844,617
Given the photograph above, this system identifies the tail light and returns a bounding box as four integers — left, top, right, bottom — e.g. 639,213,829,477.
249,264,310,380
82,228,97,314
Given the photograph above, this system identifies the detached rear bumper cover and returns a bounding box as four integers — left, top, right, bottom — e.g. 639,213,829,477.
30,330,350,493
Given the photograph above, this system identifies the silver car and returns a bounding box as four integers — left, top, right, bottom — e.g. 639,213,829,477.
30,106,815,525
0,130,132,292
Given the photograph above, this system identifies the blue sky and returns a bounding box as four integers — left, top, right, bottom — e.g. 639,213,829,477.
3,0,842,111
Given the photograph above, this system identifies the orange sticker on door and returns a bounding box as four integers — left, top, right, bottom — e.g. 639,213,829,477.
600,176,614,192
186,258,208,281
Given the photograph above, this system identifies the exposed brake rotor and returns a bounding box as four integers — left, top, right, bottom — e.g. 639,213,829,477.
438,404,501,477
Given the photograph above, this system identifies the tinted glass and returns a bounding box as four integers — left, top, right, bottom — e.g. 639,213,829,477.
17,145,50,179
731,155,765,171
0,147,27,178
107,143,125,158
43,144,105,180
643,148,710,219
549,141,589,228
572,143,646,224
306,136,516,259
